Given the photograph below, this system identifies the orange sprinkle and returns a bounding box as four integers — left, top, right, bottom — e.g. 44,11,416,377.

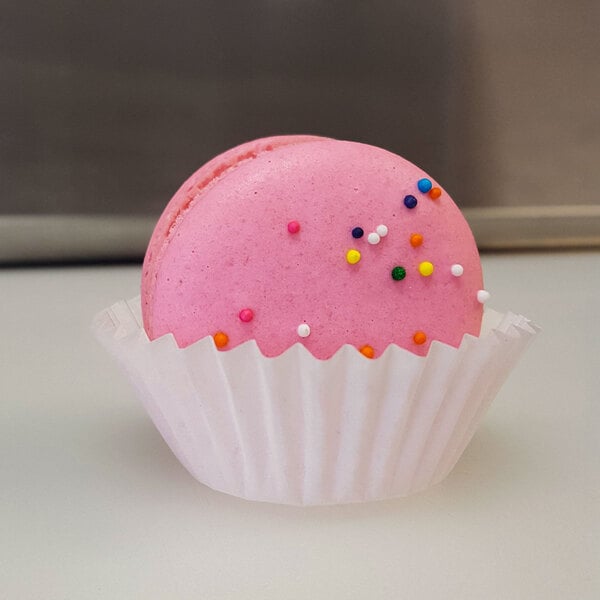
359,345,375,359
413,331,427,345
410,233,424,247
428,187,442,200
213,331,229,349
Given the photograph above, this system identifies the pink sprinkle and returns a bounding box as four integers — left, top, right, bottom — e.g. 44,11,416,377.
239,308,254,322
287,220,300,234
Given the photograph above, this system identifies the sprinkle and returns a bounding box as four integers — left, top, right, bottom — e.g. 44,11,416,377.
410,233,423,247
287,220,300,234
477,290,491,304
413,331,427,345
376,224,388,237
391,266,406,281
213,331,229,348
451,264,464,277
367,232,381,245
297,323,311,338
239,308,254,322
429,187,442,200
351,227,364,239
404,195,418,209
346,249,361,264
417,178,432,193
418,261,434,276
359,345,375,359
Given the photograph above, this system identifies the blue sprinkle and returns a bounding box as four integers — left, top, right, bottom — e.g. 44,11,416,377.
404,195,418,209
351,227,364,239
417,178,432,193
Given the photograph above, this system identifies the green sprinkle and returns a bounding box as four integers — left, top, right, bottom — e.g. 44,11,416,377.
391,266,406,281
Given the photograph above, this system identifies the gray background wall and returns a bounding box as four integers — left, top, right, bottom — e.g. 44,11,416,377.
1,0,598,260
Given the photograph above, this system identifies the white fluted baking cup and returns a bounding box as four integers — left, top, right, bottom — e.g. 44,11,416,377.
92,297,538,505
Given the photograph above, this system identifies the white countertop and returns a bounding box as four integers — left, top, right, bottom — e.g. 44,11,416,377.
1,251,598,599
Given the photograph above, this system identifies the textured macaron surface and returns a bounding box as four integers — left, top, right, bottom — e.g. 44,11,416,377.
142,137,483,358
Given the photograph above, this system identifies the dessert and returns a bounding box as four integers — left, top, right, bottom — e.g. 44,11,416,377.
93,135,537,505
142,136,488,358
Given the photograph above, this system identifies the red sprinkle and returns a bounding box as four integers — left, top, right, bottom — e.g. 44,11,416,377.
239,308,254,322
287,220,301,234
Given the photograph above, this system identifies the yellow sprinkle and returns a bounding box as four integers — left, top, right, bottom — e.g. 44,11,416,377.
346,249,361,265
418,261,434,276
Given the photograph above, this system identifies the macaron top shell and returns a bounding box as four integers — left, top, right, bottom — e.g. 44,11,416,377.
142,137,483,359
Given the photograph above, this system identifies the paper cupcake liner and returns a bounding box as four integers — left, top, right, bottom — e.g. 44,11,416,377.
92,298,538,505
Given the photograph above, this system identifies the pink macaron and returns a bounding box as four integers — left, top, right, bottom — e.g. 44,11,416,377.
141,136,485,359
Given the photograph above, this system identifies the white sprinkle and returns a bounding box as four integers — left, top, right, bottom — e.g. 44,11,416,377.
297,323,311,338
376,224,388,237
477,290,491,304
367,232,381,245
451,264,464,277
